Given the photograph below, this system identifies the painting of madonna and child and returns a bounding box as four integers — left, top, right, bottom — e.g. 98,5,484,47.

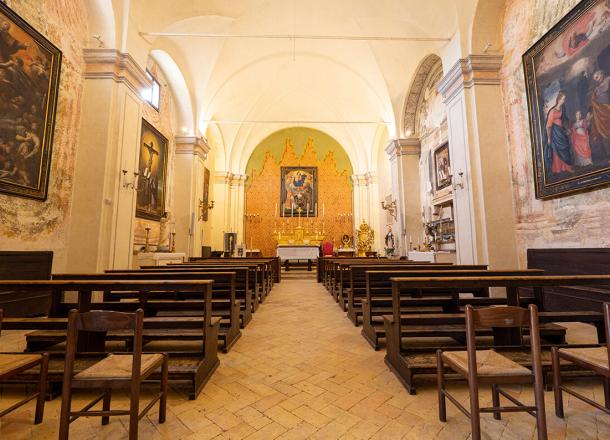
0,2,62,200
280,167,318,217
524,0,610,198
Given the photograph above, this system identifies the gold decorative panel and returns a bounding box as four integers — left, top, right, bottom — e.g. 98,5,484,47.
245,138,353,257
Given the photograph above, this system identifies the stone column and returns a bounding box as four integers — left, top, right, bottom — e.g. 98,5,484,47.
173,136,210,257
386,138,422,255
66,49,151,271
438,55,518,268
210,172,232,251
229,174,248,246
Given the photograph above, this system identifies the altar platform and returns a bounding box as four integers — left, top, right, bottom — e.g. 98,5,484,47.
276,244,320,271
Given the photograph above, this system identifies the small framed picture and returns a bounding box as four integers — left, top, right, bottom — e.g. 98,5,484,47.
434,143,451,191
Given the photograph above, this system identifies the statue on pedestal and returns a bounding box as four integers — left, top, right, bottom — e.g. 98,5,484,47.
384,224,397,257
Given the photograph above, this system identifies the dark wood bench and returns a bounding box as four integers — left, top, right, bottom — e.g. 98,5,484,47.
164,261,270,305
528,248,610,312
0,280,220,400
384,275,609,394
40,272,241,353
117,263,263,312
346,264,488,324
103,268,253,326
360,269,543,349
330,259,447,305
0,251,53,317
190,256,281,284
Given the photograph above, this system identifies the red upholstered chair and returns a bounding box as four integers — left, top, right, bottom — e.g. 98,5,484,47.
322,242,334,256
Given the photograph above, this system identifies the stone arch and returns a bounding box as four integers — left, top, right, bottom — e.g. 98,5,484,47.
402,54,443,139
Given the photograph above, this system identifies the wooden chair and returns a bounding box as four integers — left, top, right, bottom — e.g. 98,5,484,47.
59,309,168,440
0,309,48,424
436,304,547,440
552,302,610,417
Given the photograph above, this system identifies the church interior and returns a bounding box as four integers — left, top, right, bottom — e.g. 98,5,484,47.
2,0,610,439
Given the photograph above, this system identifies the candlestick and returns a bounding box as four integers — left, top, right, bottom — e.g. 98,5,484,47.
274,203,278,218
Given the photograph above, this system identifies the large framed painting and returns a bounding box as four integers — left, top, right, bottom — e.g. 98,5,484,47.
0,2,62,200
201,167,210,221
433,143,451,191
524,0,610,198
280,166,317,217
136,120,168,221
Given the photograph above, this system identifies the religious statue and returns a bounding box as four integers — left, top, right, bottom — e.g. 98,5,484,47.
355,221,374,257
157,212,171,251
384,224,396,257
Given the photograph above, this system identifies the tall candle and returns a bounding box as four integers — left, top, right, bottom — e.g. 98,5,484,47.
274,203,278,217
291,203,294,217
323,203,325,218
315,203,318,217
306,203,309,218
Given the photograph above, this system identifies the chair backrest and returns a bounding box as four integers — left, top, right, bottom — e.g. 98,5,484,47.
63,309,145,386
0,308,3,335
322,242,334,256
465,304,542,377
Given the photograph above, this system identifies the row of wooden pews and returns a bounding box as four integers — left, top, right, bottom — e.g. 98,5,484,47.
318,257,608,396
0,256,280,407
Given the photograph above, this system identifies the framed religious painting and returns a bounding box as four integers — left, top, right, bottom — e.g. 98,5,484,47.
434,143,451,191
280,166,317,217
524,0,610,198
136,119,168,221
0,2,62,200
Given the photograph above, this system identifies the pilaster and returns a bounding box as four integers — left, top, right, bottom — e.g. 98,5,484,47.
438,54,518,268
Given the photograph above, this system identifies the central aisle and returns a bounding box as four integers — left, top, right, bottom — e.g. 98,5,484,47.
173,273,450,440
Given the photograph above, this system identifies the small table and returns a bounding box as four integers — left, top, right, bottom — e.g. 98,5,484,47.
276,245,319,271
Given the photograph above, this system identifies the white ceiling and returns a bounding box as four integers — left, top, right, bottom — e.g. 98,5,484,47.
118,0,476,173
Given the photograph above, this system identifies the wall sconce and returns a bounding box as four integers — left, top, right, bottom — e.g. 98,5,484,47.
451,170,465,190
121,169,139,190
198,199,214,220
381,199,397,221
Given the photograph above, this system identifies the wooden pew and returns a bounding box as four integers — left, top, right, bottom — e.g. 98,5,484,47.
185,258,275,296
190,256,281,284
346,264,488,323
103,268,252,326
45,272,241,353
117,263,262,312
360,269,542,349
384,275,609,394
0,280,220,400
165,261,269,305
328,259,425,304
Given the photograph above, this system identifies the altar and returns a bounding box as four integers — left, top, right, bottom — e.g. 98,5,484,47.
276,245,319,271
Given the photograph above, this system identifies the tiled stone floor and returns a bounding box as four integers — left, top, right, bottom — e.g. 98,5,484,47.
1,272,609,439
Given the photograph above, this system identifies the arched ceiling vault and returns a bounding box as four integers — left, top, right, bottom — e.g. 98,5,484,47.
118,0,483,172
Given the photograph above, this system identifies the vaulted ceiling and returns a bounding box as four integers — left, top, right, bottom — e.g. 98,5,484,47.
94,0,485,173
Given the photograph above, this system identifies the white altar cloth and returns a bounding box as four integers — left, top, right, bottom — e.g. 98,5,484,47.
276,245,319,261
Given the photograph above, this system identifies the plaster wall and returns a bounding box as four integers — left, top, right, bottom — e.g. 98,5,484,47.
500,0,610,266
0,0,88,271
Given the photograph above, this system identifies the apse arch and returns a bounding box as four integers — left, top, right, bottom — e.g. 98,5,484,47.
244,127,354,183
401,54,443,139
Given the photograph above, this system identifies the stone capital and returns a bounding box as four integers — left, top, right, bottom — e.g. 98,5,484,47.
229,173,248,187
175,136,210,160
438,54,504,102
385,138,420,159
83,49,151,97
351,174,369,187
